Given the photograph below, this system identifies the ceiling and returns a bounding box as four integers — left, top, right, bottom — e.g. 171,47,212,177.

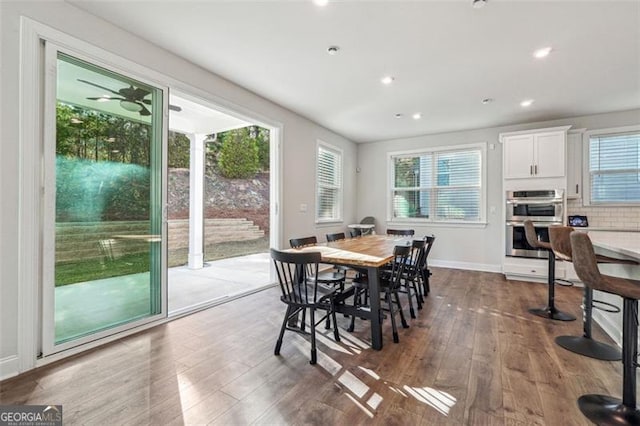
68,0,640,143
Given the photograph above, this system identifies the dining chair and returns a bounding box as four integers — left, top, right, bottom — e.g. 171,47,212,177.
387,229,415,236
326,232,346,242
348,244,411,343
400,239,426,318
290,236,347,328
421,235,436,297
349,228,361,238
289,236,346,289
271,249,340,365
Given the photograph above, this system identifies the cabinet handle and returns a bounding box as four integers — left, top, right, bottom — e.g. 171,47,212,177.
534,164,538,175
576,184,579,194
530,165,533,175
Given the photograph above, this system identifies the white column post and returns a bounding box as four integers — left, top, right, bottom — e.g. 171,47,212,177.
188,133,206,269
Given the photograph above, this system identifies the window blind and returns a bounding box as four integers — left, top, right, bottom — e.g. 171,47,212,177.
391,148,482,222
589,132,640,203
316,145,342,221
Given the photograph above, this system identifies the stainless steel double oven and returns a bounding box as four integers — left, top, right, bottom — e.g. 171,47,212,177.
505,189,564,258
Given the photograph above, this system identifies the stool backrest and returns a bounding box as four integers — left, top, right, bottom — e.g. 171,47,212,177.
570,232,604,291
523,220,542,248
549,225,574,261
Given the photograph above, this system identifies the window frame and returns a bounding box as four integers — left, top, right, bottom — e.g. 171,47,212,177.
387,142,487,226
582,125,640,207
315,140,343,224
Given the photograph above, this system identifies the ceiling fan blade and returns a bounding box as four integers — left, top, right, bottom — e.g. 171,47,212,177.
139,104,152,116
77,79,121,96
119,86,150,101
132,87,150,99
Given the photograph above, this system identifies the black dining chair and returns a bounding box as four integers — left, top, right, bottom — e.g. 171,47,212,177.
400,239,426,318
387,229,415,237
349,228,362,238
348,245,411,343
271,249,340,365
421,235,436,297
326,232,346,242
289,236,346,289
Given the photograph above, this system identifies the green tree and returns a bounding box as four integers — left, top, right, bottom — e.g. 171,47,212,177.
168,131,190,168
217,128,259,178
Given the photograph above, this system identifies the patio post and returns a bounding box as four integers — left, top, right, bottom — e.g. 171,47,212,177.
188,133,206,269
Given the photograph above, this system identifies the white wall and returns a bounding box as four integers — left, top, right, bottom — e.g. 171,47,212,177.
357,109,640,271
0,1,357,377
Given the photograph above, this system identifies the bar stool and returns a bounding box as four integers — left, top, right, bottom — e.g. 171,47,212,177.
570,232,640,425
550,226,628,361
523,220,575,321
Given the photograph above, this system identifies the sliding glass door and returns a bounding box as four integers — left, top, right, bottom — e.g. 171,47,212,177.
42,44,166,354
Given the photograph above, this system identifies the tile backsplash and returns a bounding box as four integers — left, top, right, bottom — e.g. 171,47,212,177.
567,199,640,230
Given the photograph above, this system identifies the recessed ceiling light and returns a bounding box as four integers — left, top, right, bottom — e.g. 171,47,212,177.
381,76,395,85
412,113,422,120
395,113,403,119
482,98,493,104
472,0,487,9
97,96,111,102
313,0,329,6
326,46,340,55
533,47,552,59
520,99,534,107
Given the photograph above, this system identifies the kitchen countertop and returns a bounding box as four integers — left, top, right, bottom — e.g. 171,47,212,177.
586,231,640,261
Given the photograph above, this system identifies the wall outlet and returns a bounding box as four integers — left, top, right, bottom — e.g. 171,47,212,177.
299,203,307,212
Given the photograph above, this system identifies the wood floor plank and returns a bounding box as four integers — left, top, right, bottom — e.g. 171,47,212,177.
0,267,627,425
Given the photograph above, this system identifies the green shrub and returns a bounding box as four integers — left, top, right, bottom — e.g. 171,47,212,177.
218,130,259,178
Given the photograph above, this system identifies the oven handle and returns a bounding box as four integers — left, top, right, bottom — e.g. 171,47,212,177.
506,199,563,205
506,221,563,227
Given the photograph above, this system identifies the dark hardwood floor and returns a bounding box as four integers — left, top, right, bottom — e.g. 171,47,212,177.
0,268,623,425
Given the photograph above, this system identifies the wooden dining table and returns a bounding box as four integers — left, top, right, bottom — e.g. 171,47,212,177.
289,234,413,350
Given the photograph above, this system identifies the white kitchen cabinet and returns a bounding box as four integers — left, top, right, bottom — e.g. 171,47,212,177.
501,126,571,179
566,129,585,199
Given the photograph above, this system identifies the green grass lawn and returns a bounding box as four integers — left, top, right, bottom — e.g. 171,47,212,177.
55,236,270,286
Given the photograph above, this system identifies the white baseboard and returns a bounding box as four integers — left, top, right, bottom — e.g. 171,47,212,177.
0,355,19,381
430,259,502,274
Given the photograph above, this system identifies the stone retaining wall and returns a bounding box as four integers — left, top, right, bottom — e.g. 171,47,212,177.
55,219,264,263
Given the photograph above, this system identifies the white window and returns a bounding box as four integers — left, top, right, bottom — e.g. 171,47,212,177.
316,142,343,223
389,144,486,223
585,128,640,205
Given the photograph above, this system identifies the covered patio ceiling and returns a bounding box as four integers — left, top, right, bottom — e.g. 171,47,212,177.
57,55,252,135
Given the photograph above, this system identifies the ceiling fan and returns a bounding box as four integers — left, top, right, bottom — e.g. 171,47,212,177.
78,79,182,116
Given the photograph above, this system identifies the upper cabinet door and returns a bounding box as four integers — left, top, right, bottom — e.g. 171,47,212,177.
501,126,570,180
534,132,566,178
503,134,535,179
566,131,584,199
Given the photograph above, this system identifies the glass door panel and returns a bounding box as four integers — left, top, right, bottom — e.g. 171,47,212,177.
48,51,163,349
